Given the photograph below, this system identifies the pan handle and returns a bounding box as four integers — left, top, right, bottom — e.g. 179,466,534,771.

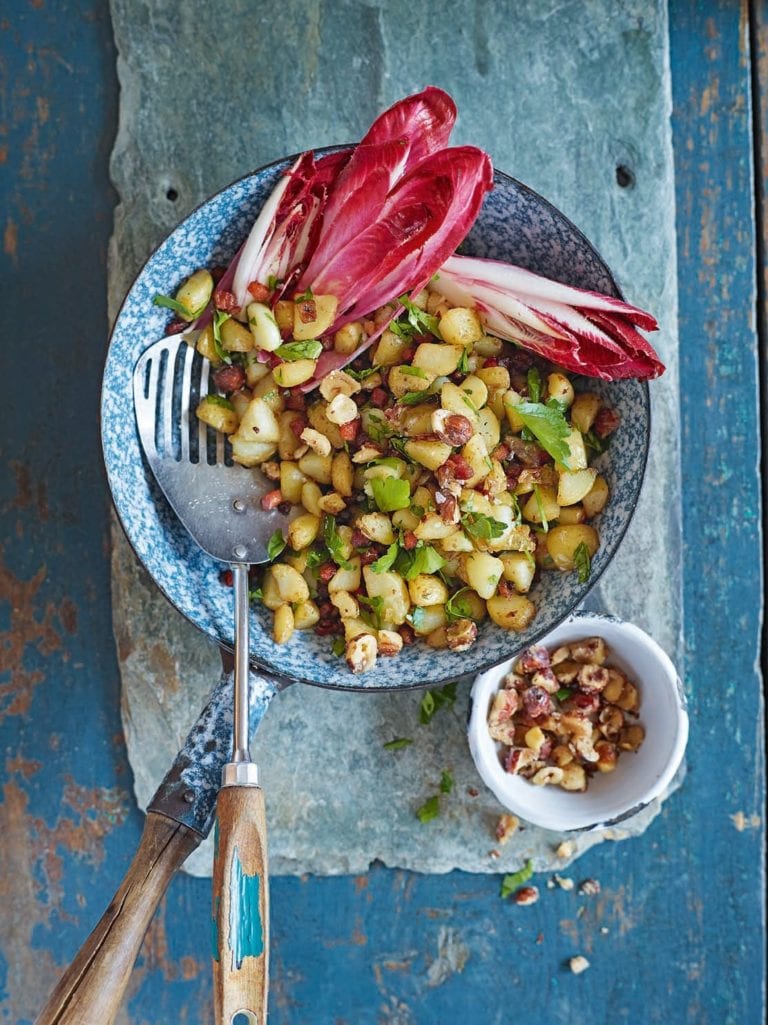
34,667,280,1025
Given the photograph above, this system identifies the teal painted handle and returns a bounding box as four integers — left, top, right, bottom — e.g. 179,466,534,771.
212,786,269,1025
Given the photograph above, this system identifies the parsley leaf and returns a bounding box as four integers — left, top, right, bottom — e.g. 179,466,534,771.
584,428,610,456
397,544,445,581
323,516,352,569
461,512,507,541
399,389,434,406
331,636,346,657
153,292,206,320
527,367,542,403
573,541,592,583
212,309,232,364
274,339,323,361
500,859,534,898
439,771,454,794
202,394,234,410
248,587,263,602
346,364,381,382
371,477,411,512
358,594,385,629
401,365,428,378
295,287,314,302
416,795,440,823
445,587,477,622
515,402,571,467
305,547,326,570
383,737,413,751
532,484,549,533
267,529,286,561
396,295,443,339
420,682,458,724
457,347,470,374
555,687,572,702
371,542,399,574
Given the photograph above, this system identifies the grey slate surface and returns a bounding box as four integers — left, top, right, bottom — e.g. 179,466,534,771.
108,0,681,876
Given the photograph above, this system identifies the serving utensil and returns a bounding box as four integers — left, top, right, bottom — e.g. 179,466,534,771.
134,333,281,1024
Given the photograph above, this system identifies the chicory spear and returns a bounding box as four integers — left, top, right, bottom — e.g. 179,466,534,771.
435,255,664,381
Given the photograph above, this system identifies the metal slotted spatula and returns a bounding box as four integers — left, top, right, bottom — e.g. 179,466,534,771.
134,333,283,1025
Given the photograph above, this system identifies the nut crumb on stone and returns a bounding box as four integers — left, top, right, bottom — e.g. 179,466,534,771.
495,813,520,845
556,840,576,859
554,874,574,891
579,878,601,896
513,885,539,906
569,955,590,975
600,927,609,935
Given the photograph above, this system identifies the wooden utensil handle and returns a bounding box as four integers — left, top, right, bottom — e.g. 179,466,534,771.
212,785,269,1025
35,812,200,1025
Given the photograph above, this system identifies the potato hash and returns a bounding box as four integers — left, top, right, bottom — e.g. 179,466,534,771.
170,269,620,674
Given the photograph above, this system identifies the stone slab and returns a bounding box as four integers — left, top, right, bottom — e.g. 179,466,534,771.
108,0,681,876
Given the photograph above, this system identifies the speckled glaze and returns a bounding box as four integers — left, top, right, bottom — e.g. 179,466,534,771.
102,154,650,691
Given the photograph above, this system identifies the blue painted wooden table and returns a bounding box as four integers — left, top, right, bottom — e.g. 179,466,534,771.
0,2,764,1023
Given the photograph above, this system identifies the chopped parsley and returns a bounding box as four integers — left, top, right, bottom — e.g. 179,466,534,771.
457,347,470,374
358,594,385,629
383,737,413,751
202,394,234,410
573,540,592,583
416,795,441,823
267,529,286,561
420,682,458,725
532,484,549,533
500,859,534,898
323,516,352,569
555,687,572,702
401,365,428,378
399,388,434,406
274,339,323,361
212,309,232,364
331,636,346,657
391,295,442,340
370,542,399,573
515,401,572,467
153,292,206,320
584,428,610,456
396,544,445,581
445,587,478,622
461,511,507,541
526,367,542,403
439,770,454,794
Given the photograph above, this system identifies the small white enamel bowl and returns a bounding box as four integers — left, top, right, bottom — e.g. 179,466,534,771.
467,613,689,831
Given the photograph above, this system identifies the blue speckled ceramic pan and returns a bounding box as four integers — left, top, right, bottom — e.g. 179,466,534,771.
102,152,650,692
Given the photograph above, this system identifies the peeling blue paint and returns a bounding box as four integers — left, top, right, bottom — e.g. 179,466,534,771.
229,847,264,970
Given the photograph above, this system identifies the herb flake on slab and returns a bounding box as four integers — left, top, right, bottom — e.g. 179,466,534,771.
500,860,534,898
573,541,592,583
383,737,413,751
416,795,440,823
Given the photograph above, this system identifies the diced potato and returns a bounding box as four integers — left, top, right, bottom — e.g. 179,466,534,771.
277,411,304,460
175,269,213,321
582,475,609,518
414,513,458,541
331,451,354,497
404,439,452,470
475,335,504,357
274,300,293,332
300,480,323,517
362,566,410,625
522,485,560,525
252,373,284,413
464,551,504,600
377,629,404,657
441,381,480,425
426,626,448,648
557,467,598,506
334,321,363,355
547,372,575,408
271,563,310,604
230,438,276,467
293,294,338,340
460,375,488,410
329,557,362,594
408,574,449,607
298,450,333,485
372,329,412,366
273,603,295,644
317,491,347,514
411,604,447,635
300,427,332,457
279,461,308,504
283,549,307,573
260,568,282,611
570,392,602,434
486,593,536,631
229,389,252,422
307,401,344,450
247,302,282,352
500,552,536,594
475,366,511,392
556,428,588,472
460,434,492,487
287,513,321,551
357,512,395,545
401,403,436,437
392,507,420,532
330,590,359,619
458,589,487,621
196,396,238,434
293,600,320,630
318,370,361,402
438,306,483,347
388,365,432,398
343,617,371,641
558,505,586,525
273,358,317,388
196,324,220,364
231,396,280,445
503,389,525,433
439,530,474,553
476,407,501,451
413,343,464,377
545,524,599,570
220,318,254,352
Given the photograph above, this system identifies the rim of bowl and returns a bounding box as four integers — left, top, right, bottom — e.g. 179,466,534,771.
101,153,650,692
467,612,689,831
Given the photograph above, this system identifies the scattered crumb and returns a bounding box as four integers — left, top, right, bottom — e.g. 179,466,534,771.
569,955,590,975
576,906,586,919
554,874,574,891
556,840,576,859
513,886,539,906
579,878,601,896
535,932,544,945
495,813,520,844
488,849,500,860
546,879,555,889
466,787,479,797
600,927,609,936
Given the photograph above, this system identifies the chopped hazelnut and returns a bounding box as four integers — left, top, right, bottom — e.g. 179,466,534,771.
513,886,539,906
569,955,590,975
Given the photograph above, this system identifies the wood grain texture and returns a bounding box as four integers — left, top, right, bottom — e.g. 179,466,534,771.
0,1,763,1023
35,814,200,1025
212,788,269,1025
